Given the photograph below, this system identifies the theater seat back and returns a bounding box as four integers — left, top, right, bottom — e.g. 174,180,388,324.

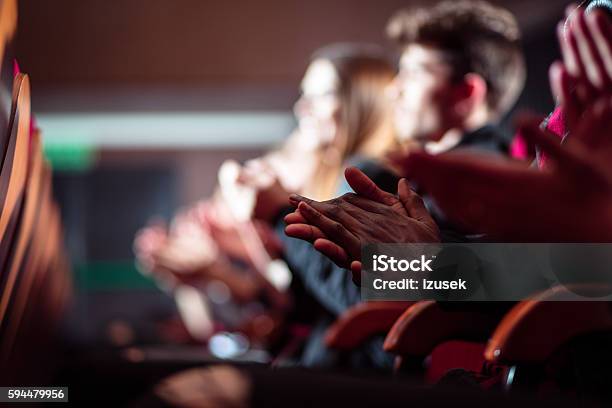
325,301,414,350
484,285,612,401
384,301,501,381
485,285,612,365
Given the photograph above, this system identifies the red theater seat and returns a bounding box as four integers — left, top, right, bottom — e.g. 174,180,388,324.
0,56,70,386
384,301,500,382
483,285,612,397
0,130,46,357
486,285,612,363
324,301,414,350
0,73,32,326
0,0,16,148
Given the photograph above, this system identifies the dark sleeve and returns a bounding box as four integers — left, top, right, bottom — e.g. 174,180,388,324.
274,210,360,316
274,159,399,316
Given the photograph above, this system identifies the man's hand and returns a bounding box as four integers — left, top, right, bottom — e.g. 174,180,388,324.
237,160,292,222
385,8,612,242
133,221,169,276
551,6,612,132
284,167,440,278
396,96,612,242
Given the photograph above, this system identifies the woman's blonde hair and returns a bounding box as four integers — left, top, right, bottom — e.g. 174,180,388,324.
303,44,397,200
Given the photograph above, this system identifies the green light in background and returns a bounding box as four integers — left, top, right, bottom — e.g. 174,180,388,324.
43,142,97,172
74,261,158,291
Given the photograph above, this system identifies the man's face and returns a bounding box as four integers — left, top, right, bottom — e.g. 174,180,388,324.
388,44,458,143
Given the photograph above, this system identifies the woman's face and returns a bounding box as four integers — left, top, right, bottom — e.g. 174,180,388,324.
293,58,341,150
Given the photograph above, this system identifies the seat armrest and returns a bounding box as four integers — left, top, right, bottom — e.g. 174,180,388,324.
384,301,499,357
324,301,414,350
485,285,612,364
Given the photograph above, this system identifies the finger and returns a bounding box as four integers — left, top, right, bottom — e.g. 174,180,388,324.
290,195,345,222
559,20,579,76
549,61,565,105
566,3,580,20
235,170,251,185
344,167,396,206
341,193,392,214
245,158,274,175
589,10,612,85
567,12,601,104
289,194,315,207
313,238,351,268
567,9,586,75
397,179,436,229
284,223,327,242
236,166,261,186
298,202,360,257
517,116,588,172
550,63,582,128
292,194,359,226
152,251,183,274
134,227,167,251
516,116,566,157
566,10,597,95
350,261,362,286
284,210,306,225
549,62,577,109
575,9,610,89
297,201,348,236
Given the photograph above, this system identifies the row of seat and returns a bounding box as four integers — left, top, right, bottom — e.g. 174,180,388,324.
325,285,612,397
0,0,71,385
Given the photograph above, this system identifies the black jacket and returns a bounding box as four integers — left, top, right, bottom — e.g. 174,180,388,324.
273,125,508,368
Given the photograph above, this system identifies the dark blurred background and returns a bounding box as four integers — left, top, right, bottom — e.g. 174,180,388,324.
14,0,570,347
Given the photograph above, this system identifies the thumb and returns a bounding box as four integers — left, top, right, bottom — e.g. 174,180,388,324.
517,115,588,172
350,261,362,286
397,179,432,225
345,167,395,205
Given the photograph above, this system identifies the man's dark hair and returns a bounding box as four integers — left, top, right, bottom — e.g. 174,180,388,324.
387,0,526,118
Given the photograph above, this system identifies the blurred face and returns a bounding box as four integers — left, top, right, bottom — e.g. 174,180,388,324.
388,44,458,143
293,58,341,150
